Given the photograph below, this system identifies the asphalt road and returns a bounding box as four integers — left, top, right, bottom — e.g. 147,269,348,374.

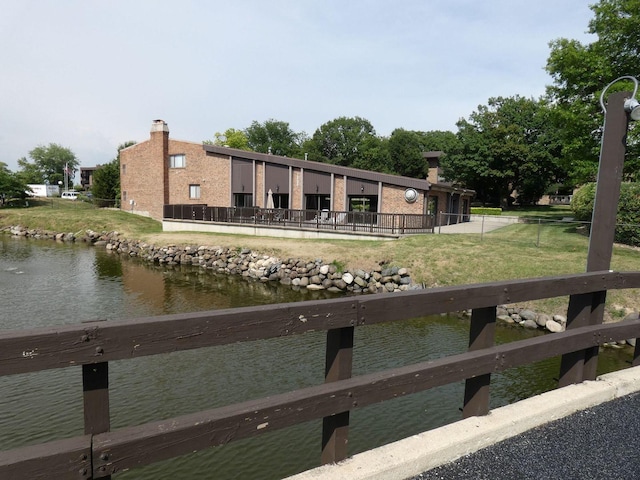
414,391,640,480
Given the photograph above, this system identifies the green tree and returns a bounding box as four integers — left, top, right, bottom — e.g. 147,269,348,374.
17,143,79,186
349,135,393,173
92,141,136,204
16,157,44,184
208,128,250,150
244,119,306,157
306,116,377,167
443,96,562,206
546,0,640,184
388,129,428,178
0,162,29,201
387,129,458,178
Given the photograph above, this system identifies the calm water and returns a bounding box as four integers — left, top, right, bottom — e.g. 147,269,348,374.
0,236,632,479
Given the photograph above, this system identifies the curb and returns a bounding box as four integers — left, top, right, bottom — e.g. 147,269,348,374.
285,366,640,480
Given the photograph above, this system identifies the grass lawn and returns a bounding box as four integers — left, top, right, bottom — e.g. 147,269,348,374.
501,204,574,219
2,199,639,320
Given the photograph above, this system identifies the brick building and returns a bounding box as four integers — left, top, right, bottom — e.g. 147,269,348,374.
120,120,473,224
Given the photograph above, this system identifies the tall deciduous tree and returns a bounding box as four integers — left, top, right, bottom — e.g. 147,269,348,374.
17,143,79,186
306,116,377,167
244,119,306,157
208,128,250,150
16,157,44,184
0,162,29,200
387,129,459,178
443,96,562,206
546,0,640,184
349,135,393,173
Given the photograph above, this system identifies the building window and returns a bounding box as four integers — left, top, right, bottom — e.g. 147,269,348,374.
122,191,127,201
170,154,186,168
122,164,126,175
233,193,253,207
189,184,201,199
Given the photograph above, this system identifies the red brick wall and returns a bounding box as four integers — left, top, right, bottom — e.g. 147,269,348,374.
167,142,230,206
333,175,345,210
120,132,233,220
292,168,302,209
255,162,264,207
120,128,168,220
380,185,425,215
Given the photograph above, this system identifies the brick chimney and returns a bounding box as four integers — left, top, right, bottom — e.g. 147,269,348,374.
150,120,170,206
424,151,444,184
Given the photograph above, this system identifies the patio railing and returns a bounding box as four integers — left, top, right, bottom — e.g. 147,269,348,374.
163,205,436,235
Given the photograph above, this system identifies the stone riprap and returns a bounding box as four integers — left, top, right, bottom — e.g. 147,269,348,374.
4,226,419,294
4,225,636,346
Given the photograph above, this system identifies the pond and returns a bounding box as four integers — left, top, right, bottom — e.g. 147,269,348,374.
0,236,631,479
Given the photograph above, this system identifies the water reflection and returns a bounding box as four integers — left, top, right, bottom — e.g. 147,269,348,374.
0,237,634,480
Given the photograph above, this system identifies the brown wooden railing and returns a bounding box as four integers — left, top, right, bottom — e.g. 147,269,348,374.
163,204,436,234
2,271,640,479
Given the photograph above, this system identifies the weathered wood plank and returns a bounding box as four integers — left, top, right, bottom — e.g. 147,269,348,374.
91,319,640,476
2,271,640,377
463,306,496,418
359,271,640,324
559,293,594,387
83,362,110,435
0,436,91,480
0,297,358,376
321,326,354,464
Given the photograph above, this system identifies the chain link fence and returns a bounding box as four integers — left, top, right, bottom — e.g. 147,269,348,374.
437,213,640,249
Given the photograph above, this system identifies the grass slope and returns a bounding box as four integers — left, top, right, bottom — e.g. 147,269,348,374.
2,200,639,320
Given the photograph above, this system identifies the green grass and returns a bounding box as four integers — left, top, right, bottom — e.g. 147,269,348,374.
0,198,161,237
502,205,574,219
2,202,640,320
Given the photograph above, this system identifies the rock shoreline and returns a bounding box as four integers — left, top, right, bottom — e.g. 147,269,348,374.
3,225,636,344
4,226,419,295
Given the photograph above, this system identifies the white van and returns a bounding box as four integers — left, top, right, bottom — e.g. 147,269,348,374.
61,191,79,200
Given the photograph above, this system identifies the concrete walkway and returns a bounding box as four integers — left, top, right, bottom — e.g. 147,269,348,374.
435,215,519,234
285,366,640,480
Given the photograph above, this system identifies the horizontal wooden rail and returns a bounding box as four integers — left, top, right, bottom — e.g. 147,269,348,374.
0,436,91,480
3,318,640,479
94,320,640,476
2,271,639,378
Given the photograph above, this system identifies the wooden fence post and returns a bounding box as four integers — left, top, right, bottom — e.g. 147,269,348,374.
83,361,111,479
462,306,496,417
321,326,354,464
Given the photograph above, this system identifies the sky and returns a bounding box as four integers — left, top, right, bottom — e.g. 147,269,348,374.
0,1,596,172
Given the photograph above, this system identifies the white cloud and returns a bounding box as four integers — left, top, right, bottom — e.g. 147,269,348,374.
0,0,595,171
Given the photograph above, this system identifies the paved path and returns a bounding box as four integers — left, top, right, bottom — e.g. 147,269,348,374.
435,216,519,234
414,391,640,480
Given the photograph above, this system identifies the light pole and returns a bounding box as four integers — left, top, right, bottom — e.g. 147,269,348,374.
559,76,639,386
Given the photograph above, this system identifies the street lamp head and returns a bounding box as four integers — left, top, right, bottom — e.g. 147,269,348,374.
624,98,640,121
600,75,640,121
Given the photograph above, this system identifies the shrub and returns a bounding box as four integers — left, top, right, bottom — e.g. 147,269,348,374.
470,207,502,216
570,183,596,221
616,183,640,246
571,182,640,246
